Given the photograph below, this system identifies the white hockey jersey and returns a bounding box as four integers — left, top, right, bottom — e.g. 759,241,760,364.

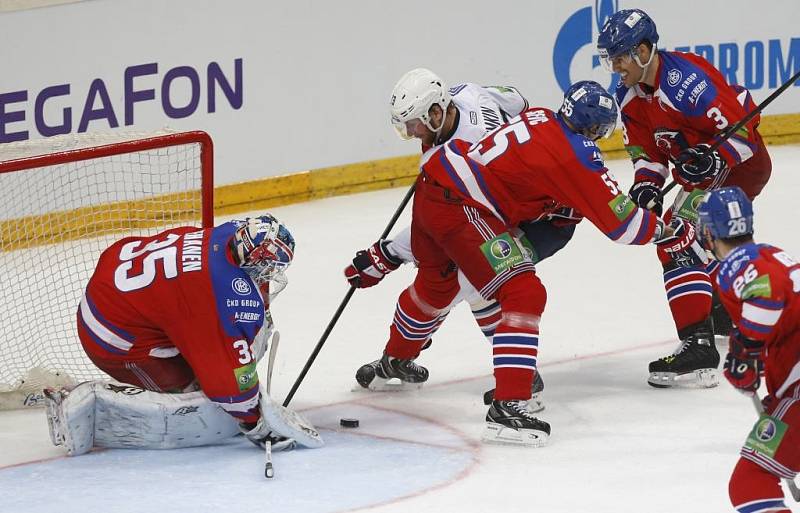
442,83,528,147
390,82,528,263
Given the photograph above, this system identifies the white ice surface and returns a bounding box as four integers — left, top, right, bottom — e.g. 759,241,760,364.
2,146,800,513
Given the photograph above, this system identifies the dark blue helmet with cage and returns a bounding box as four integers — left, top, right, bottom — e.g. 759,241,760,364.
697,186,754,240
597,9,659,71
559,80,618,140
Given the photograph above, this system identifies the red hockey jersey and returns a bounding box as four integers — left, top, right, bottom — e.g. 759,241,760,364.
420,107,659,245
717,243,800,399
79,222,269,423
618,50,761,191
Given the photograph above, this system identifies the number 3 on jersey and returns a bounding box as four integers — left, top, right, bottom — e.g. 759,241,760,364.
114,233,181,292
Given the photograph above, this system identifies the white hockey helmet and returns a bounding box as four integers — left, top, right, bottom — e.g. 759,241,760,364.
390,68,451,140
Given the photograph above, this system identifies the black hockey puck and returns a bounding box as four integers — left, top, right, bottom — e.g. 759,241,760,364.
340,418,359,428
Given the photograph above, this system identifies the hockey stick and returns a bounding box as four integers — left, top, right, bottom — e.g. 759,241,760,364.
750,393,800,501
264,331,279,479
653,68,800,206
282,182,418,407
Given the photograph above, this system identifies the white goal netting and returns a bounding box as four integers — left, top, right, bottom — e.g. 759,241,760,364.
0,131,213,406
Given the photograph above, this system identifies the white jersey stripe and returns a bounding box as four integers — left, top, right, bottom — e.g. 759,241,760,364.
444,145,504,221
80,295,133,352
742,302,782,327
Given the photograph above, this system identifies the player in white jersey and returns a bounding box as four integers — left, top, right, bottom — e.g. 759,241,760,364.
344,69,581,407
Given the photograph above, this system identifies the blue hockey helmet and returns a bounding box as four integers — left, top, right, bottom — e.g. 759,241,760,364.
232,214,295,285
597,9,659,70
697,187,754,240
559,80,618,140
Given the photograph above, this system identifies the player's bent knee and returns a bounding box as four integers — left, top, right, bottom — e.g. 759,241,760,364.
495,273,546,315
729,457,786,510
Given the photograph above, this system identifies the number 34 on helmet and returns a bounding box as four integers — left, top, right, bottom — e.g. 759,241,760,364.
231,215,296,286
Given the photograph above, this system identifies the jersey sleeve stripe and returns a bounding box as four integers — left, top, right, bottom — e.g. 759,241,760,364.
442,143,506,222
606,208,652,245
739,317,775,335
742,302,783,326
634,160,670,181
208,385,260,415
452,142,507,220
718,137,755,166
746,297,786,310
632,210,654,244
79,294,134,353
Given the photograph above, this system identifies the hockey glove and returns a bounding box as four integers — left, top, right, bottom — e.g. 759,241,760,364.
654,217,708,268
547,205,584,226
723,352,762,396
344,240,402,288
675,144,728,185
728,328,765,361
628,180,663,216
239,419,297,452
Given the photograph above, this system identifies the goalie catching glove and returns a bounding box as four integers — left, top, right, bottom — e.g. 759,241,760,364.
654,217,708,267
344,240,402,288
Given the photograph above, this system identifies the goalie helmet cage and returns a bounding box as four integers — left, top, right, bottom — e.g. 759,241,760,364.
0,130,214,409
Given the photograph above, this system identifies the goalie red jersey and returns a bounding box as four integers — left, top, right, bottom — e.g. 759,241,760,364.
421,107,660,246
78,222,270,423
717,243,800,398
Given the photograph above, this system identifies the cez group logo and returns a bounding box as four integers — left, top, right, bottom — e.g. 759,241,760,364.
553,0,620,94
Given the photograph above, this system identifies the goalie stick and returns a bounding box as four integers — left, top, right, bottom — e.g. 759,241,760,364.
283,182,417,407
750,393,800,502
264,331,280,479
651,68,800,208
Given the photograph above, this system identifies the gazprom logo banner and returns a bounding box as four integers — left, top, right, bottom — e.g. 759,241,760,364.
553,1,800,98
553,0,619,94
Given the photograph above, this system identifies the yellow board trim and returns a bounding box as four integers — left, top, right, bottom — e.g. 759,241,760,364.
2,113,799,249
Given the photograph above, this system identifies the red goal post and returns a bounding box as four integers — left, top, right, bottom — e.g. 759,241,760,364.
0,130,214,409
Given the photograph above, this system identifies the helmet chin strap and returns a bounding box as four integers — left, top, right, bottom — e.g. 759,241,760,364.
430,105,448,146
633,44,657,83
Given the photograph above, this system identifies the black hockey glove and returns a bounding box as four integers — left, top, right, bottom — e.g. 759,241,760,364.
654,217,708,268
344,240,402,288
628,180,663,216
675,144,728,185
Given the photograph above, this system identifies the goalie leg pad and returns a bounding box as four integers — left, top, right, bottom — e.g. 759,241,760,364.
45,381,242,455
44,383,96,456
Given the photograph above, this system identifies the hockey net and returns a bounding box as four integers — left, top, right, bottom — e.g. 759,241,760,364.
0,130,213,409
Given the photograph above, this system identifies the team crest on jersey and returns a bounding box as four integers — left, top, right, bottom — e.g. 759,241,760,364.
667,69,682,87
232,277,252,296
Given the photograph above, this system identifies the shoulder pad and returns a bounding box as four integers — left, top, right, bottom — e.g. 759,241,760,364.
657,52,718,115
717,243,760,292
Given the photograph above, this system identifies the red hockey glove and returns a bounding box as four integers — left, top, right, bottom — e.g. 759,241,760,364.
654,217,708,267
628,180,663,216
675,144,728,185
723,352,762,396
344,240,402,288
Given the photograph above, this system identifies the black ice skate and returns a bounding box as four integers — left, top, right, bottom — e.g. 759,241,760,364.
483,371,545,413
355,353,429,391
482,399,550,447
648,319,720,388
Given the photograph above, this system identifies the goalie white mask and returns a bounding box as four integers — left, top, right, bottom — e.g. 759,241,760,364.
390,68,451,140
231,215,295,291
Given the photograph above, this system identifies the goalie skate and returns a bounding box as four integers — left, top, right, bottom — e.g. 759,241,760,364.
482,400,550,448
648,321,720,389
354,353,428,392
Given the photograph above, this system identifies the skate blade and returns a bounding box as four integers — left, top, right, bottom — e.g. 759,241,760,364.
647,369,719,389
481,422,548,448
350,378,424,393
